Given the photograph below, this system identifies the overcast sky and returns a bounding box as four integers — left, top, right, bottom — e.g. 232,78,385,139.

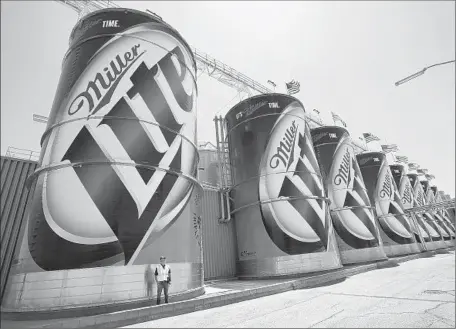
1,1,455,195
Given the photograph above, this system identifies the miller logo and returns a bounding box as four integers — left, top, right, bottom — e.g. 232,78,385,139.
380,170,393,199
259,102,329,254
269,120,298,170
334,147,351,187
236,101,268,120
311,132,327,143
374,162,413,241
402,181,412,206
28,24,198,271
415,187,424,206
68,44,144,116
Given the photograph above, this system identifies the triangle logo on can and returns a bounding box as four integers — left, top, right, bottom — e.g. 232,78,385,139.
259,104,329,254
28,25,198,270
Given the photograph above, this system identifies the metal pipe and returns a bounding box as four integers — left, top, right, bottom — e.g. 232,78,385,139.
219,116,228,189
224,190,231,223
221,116,232,222
214,116,226,222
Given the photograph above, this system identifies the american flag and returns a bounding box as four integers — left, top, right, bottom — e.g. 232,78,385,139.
363,132,380,143
417,168,429,175
395,155,409,164
331,112,347,127
381,144,399,153
312,109,323,124
285,80,300,95
267,80,277,88
408,162,419,170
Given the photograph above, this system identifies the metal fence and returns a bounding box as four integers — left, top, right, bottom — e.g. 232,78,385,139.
4,147,40,162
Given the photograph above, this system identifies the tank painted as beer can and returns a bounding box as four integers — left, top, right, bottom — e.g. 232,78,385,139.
390,164,427,251
422,178,454,246
3,8,203,311
310,126,387,264
417,174,450,248
433,188,456,242
225,93,342,278
436,191,456,230
356,152,421,257
407,170,445,250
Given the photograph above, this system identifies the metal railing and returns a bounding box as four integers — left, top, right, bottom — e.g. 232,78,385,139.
403,200,455,214
4,147,40,162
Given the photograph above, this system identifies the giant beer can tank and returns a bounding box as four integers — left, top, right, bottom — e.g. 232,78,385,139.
310,126,387,265
356,152,421,257
436,191,456,232
416,174,448,249
420,176,453,247
225,94,342,279
390,164,427,252
407,166,445,251
432,187,456,243
2,8,203,312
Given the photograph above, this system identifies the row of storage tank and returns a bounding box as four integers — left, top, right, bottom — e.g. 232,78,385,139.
2,93,455,313
1,7,454,315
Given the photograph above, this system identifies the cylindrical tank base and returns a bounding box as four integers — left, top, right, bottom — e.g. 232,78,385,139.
236,233,342,280
332,231,387,265
423,240,446,251
1,264,203,314
381,243,421,257
442,240,454,248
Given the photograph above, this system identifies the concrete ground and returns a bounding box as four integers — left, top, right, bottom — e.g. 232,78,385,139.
124,251,455,328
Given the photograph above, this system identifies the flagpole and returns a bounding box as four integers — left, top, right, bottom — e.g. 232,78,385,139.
267,80,277,92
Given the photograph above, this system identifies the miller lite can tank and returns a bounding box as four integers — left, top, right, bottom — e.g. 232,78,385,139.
356,152,420,257
437,191,456,229
225,94,342,279
417,174,449,247
433,188,456,242
4,8,203,311
407,168,445,250
447,206,456,225
310,126,387,265
390,164,427,251
422,179,454,246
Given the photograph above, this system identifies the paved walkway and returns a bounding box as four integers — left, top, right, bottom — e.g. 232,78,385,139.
124,251,455,328
1,250,453,328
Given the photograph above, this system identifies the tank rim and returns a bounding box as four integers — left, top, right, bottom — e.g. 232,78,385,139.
310,125,350,135
356,150,386,157
224,93,304,119
68,7,195,69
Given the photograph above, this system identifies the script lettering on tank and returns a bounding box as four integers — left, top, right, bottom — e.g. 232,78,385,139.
402,182,412,205
68,44,144,116
334,148,351,187
269,120,298,170
380,170,393,199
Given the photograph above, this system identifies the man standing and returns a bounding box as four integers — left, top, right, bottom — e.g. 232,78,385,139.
155,256,171,305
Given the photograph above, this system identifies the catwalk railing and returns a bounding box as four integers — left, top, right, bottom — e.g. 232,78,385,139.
403,200,456,214
4,147,40,162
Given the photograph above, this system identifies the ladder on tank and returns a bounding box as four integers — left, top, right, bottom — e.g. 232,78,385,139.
214,116,232,222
